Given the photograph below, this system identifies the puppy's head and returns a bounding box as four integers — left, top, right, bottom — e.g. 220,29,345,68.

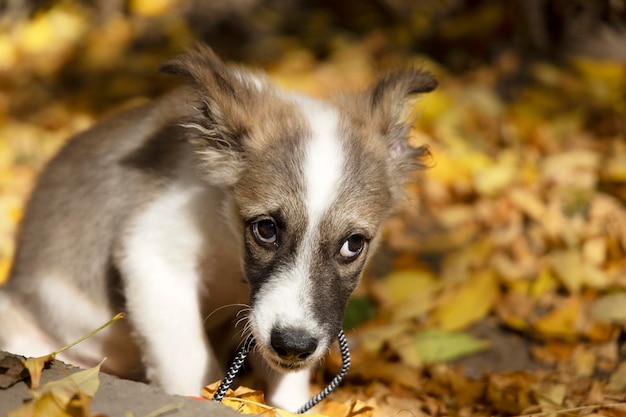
161,45,436,371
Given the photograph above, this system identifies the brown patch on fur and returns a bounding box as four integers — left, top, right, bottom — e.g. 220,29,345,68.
160,44,308,188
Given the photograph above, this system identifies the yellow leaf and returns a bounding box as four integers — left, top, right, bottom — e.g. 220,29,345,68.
17,6,87,55
549,249,584,294
473,150,518,196
201,381,328,417
573,347,596,377
426,150,475,187
0,34,17,71
532,297,580,340
509,188,546,222
541,149,600,191
129,0,178,16
318,400,350,417
33,360,103,403
356,321,410,353
533,382,566,408
573,58,626,107
22,313,124,389
590,292,626,323
416,89,453,127
608,361,626,392
383,269,439,304
603,153,626,182
381,269,442,321
319,399,373,417
430,270,499,331
9,392,72,417
0,258,12,284
355,361,421,391
9,360,103,417
529,269,559,298
389,334,422,367
22,354,55,390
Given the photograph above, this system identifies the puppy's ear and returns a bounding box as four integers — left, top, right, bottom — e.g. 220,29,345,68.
368,69,437,198
160,44,269,186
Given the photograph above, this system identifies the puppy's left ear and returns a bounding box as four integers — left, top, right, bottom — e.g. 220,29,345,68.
368,69,437,193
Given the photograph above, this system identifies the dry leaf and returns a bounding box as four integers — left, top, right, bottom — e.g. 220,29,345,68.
201,381,329,417
22,354,55,390
414,328,490,364
430,270,499,331
532,297,580,340
19,313,124,390
590,292,626,323
8,359,103,417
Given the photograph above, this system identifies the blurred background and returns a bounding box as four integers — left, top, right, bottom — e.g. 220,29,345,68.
1,1,626,415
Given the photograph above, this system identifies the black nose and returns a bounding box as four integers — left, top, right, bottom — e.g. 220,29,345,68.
270,327,318,361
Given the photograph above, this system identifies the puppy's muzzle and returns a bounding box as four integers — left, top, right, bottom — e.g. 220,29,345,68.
270,327,318,363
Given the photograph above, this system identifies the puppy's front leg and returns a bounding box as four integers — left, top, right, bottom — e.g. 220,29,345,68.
118,187,221,396
267,369,312,412
122,264,220,396
249,351,311,412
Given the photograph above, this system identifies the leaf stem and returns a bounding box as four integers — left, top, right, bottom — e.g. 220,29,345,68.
53,312,125,357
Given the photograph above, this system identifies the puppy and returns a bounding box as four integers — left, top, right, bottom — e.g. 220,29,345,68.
0,45,436,411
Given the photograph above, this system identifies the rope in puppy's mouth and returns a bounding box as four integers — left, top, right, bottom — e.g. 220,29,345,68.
213,330,351,414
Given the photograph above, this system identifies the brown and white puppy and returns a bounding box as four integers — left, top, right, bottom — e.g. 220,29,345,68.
0,45,436,410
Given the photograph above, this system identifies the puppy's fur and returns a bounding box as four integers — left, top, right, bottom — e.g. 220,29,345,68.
0,45,436,410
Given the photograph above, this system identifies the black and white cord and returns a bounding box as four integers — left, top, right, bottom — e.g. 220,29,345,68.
295,329,350,413
213,335,256,403
213,330,351,414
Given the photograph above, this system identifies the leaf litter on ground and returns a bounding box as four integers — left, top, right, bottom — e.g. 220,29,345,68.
5,314,124,417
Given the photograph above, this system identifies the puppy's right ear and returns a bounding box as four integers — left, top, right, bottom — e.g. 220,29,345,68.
160,45,270,186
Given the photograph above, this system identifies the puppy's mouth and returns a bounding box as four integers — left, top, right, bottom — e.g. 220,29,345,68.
271,357,310,370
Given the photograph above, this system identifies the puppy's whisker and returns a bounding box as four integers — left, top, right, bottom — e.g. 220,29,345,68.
203,303,249,324
235,315,250,329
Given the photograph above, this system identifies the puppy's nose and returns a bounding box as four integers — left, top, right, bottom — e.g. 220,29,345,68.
270,327,318,361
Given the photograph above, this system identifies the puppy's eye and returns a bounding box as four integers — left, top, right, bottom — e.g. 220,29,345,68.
338,235,365,261
252,219,278,246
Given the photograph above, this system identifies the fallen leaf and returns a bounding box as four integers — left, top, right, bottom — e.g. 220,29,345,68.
414,328,490,364
380,269,440,305
608,361,626,392
486,372,537,415
22,313,125,389
549,250,585,294
430,270,499,331
353,361,421,391
532,296,580,340
590,292,626,323
22,354,55,390
532,382,566,409
318,399,374,417
8,359,103,417
202,380,329,417
355,321,410,353
474,151,518,197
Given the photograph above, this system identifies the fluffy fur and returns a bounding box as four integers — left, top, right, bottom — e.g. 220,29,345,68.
0,45,436,411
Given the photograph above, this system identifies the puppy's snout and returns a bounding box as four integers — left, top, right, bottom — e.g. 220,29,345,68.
270,327,318,361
